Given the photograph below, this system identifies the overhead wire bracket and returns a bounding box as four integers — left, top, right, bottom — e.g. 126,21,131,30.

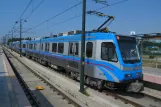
87,10,114,32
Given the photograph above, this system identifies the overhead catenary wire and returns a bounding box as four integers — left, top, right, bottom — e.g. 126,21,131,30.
19,0,33,20
38,0,129,32
23,1,82,33
39,15,82,32
9,0,33,34
12,0,44,36
25,0,129,37
25,0,45,20
95,0,129,11
8,0,128,37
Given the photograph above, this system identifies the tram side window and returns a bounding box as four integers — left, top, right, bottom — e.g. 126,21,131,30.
52,43,57,52
36,44,37,50
45,43,50,52
31,44,33,49
75,43,79,55
29,44,32,49
41,43,43,50
46,43,49,52
45,43,47,51
23,44,26,48
58,43,64,53
86,42,93,58
48,43,50,51
101,42,118,62
69,43,73,54
34,43,36,50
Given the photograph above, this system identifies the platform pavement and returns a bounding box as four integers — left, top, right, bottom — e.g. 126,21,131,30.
0,46,31,107
143,67,161,85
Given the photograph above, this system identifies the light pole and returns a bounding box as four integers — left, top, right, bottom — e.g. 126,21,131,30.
11,30,13,51
80,0,86,93
5,35,7,46
5,34,10,47
15,19,27,57
9,29,15,51
3,35,7,46
3,36,5,46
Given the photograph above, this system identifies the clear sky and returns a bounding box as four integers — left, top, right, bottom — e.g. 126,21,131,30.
0,0,161,39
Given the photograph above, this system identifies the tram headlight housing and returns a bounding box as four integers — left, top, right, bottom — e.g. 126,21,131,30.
125,74,132,78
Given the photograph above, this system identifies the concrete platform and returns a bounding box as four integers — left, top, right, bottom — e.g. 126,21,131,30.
0,46,31,107
143,67,161,85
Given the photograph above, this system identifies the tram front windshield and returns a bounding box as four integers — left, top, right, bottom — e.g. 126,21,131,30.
117,36,140,64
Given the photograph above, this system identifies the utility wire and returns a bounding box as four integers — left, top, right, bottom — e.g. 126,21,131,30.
50,15,82,28
96,0,129,11
10,0,33,33
19,0,33,20
12,0,44,35
38,0,129,31
38,15,82,32
25,0,45,20
23,1,82,33
25,0,129,37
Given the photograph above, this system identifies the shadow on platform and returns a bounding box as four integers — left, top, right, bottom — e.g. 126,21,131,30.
31,89,54,107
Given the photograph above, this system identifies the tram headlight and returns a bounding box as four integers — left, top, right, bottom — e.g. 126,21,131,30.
125,74,132,78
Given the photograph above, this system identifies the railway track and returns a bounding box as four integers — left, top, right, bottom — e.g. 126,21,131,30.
3,48,81,107
36,59,161,107
102,89,161,107
103,91,144,107
43,63,161,107
4,47,161,107
111,90,161,107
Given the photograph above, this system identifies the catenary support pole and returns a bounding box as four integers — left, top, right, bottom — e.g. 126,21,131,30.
20,20,22,57
11,30,13,51
80,0,86,93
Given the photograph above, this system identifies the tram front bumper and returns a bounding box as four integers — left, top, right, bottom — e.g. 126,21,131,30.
126,80,144,92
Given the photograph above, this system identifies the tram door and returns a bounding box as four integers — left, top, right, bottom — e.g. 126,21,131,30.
68,42,79,70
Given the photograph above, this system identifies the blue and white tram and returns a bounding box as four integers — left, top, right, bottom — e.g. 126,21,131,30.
21,40,28,55
24,32,143,92
11,40,27,55
12,41,19,53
